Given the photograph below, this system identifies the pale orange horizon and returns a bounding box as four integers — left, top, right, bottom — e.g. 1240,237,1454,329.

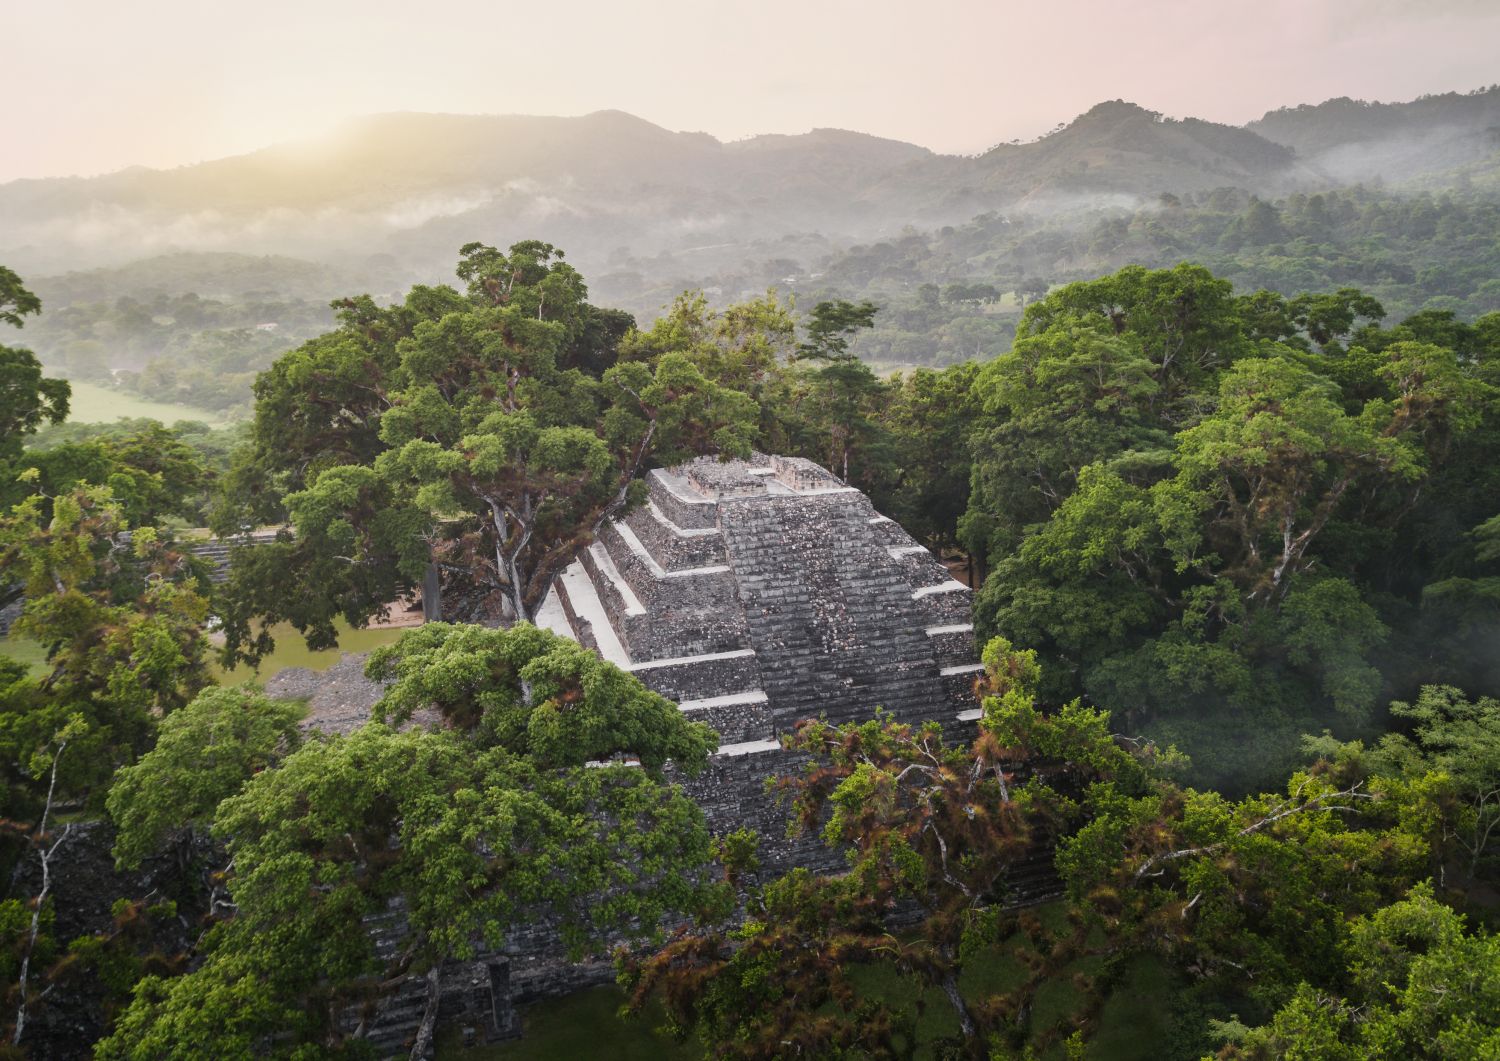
7,0,1500,182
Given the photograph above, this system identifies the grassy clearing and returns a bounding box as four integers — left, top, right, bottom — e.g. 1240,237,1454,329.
1089,955,1176,1059
0,634,49,676
59,380,227,427
213,621,409,685
3,621,409,685
435,986,699,1060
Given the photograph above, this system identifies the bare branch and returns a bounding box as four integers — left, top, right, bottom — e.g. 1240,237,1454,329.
1133,783,1374,882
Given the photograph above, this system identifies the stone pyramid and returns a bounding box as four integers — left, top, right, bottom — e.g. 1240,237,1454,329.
535,453,982,764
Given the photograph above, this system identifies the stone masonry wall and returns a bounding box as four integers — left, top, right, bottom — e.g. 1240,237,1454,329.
593,520,747,659
477,453,1005,1058
717,491,956,732
622,502,728,570
645,469,718,529
627,651,764,705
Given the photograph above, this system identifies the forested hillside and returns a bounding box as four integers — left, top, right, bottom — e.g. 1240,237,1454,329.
1,238,1496,1056
11,86,1500,415
1248,86,1500,182
7,85,1498,282
749,184,1500,371
2,76,1500,1061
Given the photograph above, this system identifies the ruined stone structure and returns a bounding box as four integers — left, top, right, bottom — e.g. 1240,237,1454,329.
531,452,983,867
2,457,991,1057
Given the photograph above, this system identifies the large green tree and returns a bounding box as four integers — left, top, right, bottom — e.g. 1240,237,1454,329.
7,422,210,524
99,622,718,1059
1216,883,1500,1059
0,268,69,470
217,243,757,663
963,266,1493,788
866,362,981,563
0,484,214,1049
623,638,1441,1059
0,486,212,813
793,299,886,483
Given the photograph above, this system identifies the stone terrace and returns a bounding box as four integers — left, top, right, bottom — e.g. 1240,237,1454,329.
535,453,983,856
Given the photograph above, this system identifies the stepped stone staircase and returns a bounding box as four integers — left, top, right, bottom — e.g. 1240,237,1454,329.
337,900,518,1057
185,529,281,581
536,453,982,751
534,453,986,873
253,457,1012,1058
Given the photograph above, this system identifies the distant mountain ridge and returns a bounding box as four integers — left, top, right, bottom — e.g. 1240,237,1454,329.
1248,86,1500,183
1249,87,1500,152
4,86,1498,283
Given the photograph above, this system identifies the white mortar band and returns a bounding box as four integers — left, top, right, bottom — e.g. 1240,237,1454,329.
912,581,968,599
627,648,757,672
678,690,770,712
715,738,782,757
588,543,646,615
559,560,633,667
647,500,719,538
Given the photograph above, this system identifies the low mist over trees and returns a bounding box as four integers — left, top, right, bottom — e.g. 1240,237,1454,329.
0,223,1497,1058
201,250,1500,799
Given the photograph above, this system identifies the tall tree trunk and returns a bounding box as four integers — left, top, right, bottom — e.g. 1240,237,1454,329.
485,497,530,627
936,944,981,1056
408,963,442,1060
14,742,71,1047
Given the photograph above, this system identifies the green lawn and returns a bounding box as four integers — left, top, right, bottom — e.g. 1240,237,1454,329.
2,621,410,685
1089,955,1176,1059
0,634,49,676
214,621,410,685
436,986,700,1061
60,380,227,427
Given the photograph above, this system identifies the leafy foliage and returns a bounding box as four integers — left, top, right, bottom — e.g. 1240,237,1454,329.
106,687,304,870
963,264,1498,790
625,637,1467,1059
0,270,69,470
99,622,718,1057
1216,883,1500,1060
216,242,758,662
0,486,211,814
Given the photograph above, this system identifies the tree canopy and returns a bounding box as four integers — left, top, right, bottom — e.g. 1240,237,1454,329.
0,270,69,469
99,622,718,1058
216,242,758,664
962,264,1498,789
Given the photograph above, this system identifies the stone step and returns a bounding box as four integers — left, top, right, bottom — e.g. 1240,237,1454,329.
677,689,774,744
626,648,764,705
621,502,728,570
911,581,974,625
926,623,980,668
718,492,958,732
646,469,718,530
587,524,749,661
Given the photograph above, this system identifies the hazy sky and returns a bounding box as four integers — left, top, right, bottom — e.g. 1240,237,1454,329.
6,0,1500,182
